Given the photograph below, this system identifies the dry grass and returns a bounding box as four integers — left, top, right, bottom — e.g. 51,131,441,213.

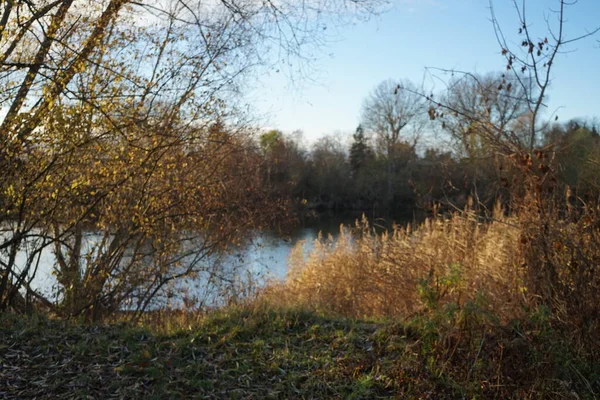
264,191,600,355
254,199,600,397
266,204,525,320
519,195,600,346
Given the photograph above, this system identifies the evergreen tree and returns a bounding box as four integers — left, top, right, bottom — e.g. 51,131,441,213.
349,125,372,178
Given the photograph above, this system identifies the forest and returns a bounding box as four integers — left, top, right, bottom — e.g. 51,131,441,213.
1,0,600,398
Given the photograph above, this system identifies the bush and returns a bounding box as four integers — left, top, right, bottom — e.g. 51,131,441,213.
520,194,600,351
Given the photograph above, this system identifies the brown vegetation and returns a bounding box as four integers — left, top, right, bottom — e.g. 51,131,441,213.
267,205,521,318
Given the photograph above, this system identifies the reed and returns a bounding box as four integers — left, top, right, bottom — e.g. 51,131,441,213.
266,204,525,320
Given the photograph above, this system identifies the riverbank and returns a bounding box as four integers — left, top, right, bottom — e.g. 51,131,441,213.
3,204,600,399
1,304,598,399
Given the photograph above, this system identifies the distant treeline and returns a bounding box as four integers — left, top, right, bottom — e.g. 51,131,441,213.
258,118,600,214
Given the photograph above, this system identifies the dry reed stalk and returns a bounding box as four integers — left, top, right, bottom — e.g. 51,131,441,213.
273,207,524,320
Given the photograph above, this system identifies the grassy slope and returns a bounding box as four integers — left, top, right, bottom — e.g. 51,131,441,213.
0,307,597,399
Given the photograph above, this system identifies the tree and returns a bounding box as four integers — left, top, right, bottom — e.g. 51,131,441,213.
309,134,351,209
0,0,384,316
417,1,600,161
259,130,309,202
349,124,373,179
488,0,599,155
440,72,530,159
361,79,425,206
49,116,278,318
544,121,600,194
419,1,600,205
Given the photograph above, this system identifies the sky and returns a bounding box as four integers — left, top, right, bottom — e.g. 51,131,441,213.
249,0,600,144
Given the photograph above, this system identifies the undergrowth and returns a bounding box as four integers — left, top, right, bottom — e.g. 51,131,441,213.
256,199,600,398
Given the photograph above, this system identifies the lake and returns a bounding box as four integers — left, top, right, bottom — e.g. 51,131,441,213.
239,211,401,280
14,211,416,308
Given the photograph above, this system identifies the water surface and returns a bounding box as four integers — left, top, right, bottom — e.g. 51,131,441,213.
13,211,416,307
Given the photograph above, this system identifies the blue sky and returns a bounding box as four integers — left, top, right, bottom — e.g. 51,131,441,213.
250,0,600,143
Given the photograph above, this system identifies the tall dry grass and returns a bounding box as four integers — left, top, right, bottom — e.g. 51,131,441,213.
519,194,600,339
267,204,525,320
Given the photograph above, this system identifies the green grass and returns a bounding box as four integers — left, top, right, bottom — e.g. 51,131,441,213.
0,306,598,399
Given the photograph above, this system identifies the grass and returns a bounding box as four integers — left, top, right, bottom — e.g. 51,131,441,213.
0,308,392,399
1,303,598,399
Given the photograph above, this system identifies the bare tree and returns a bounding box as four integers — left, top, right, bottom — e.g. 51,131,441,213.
413,1,599,160
440,72,531,158
382,0,600,218
361,79,425,205
489,0,600,153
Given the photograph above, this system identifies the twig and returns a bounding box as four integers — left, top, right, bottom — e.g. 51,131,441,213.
467,329,486,382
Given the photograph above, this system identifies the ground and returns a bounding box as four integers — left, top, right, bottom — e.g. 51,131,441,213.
0,306,595,399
